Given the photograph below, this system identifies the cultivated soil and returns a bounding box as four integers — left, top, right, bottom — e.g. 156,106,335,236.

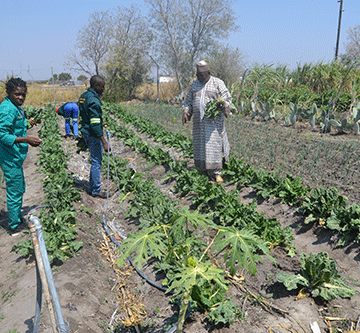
1,112,360,333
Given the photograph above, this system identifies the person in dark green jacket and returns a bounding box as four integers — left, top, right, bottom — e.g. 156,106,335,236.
0,77,42,231
79,75,110,198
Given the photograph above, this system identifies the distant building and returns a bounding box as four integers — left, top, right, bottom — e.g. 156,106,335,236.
159,76,175,83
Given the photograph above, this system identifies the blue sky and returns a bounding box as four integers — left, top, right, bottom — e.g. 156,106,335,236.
1,0,359,80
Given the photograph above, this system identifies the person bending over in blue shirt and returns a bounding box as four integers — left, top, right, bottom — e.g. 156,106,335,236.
56,101,79,138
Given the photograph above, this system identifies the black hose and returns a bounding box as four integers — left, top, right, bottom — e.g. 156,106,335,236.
102,219,168,292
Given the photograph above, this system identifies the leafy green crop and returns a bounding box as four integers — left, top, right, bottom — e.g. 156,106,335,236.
299,187,348,225
276,252,355,301
12,104,82,263
204,98,224,118
24,105,44,124
327,203,360,247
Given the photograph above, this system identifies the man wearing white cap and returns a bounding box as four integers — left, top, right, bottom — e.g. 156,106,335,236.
182,60,232,183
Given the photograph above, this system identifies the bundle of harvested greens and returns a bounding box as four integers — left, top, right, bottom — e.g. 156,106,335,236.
204,97,224,118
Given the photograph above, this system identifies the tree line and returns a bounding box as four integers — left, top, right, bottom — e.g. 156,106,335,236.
65,0,360,105
65,0,244,101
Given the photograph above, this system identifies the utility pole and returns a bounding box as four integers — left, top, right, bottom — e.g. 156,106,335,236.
149,55,160,102
335,0,344,60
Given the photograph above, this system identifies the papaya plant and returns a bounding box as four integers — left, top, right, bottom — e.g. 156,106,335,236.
117,207,272,330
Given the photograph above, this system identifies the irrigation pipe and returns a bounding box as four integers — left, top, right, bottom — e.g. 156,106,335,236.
27,207,51,332
29,214,68,333
28,219,45,333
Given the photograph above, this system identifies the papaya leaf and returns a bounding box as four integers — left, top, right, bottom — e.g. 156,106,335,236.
211,226,276,276
170,207,216,237
166,258,229,296
117,225,168,269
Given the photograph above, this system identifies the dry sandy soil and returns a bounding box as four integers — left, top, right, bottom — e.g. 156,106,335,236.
0,116,360,333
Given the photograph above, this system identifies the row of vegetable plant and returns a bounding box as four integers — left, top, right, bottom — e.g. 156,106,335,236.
101,144,274,329
12,104,82,263
117,101,360,203
103,108,292,252
107,103,360,248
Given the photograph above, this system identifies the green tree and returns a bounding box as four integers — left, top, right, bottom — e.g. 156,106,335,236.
77,75,88,82
58,73,72,82
103,5,152,101
49,74,58,82
205,44,246,88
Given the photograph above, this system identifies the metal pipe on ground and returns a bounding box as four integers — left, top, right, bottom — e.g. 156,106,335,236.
29,215,68,333
29,217,56,332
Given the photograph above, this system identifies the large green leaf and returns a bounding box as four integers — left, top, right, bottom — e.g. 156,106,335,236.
166,258,229,296
211,226,276,276
277,252,356,301
276,272,309,290
117,225,168,269
315,280,356,300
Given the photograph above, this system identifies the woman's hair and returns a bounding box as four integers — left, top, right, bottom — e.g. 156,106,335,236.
6,77,27,95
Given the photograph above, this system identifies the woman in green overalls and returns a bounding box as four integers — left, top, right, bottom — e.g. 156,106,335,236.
0,78,42,231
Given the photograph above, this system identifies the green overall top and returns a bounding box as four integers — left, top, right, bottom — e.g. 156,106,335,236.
0,96,28,167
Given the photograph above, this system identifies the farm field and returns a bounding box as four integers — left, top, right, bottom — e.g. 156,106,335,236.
122,101,360,205
0,102,360,333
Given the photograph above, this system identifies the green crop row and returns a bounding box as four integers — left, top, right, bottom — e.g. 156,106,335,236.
12,105,82,264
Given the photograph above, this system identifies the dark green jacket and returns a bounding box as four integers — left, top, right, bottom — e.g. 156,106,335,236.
79,88,103,138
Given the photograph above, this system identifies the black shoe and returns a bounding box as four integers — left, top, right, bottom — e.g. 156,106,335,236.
90,191,108,199
9,221,28,235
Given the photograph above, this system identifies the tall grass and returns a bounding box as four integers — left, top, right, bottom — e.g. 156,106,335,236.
25,84,87,107
231,61,360,115
0,83,87,108
134,80,180,101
